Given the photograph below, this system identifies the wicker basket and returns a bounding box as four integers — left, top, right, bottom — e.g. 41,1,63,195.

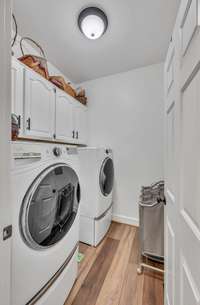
65,82,76,98
76,96,87,105
49,76,76,98
49,76,66,91
11,114,19,141
75,87,87,105
18,37,49,80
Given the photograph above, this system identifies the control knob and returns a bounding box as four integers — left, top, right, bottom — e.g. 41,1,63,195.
53,147,62,157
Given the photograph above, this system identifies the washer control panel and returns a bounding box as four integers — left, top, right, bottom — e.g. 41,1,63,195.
53,147,62,157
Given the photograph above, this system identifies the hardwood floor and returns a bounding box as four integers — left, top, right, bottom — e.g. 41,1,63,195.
65,222,164,305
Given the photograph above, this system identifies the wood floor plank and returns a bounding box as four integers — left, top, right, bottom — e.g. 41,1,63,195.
71,238,119,305
119,230,144,305
95,225,136,305
79,242,90,255
136,273,144,305
129,229,140,265
108,221,127,240
64,222,164,305
142,269,164,305
65,239,108,305
119,262,144,305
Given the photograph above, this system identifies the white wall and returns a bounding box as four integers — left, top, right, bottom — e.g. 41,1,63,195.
82,63,164,225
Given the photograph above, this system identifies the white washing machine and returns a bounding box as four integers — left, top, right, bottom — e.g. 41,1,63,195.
11,142,81,305
78,147,114,246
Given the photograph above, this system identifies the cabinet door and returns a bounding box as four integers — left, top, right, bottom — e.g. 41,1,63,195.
74,103,87,144
11,58,24,136
55,89,74,142
24,69,55,139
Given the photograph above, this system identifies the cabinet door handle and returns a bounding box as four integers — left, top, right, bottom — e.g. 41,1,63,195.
18,115,21,129
26,118,31,130
76,131,78,139
72,130,75,138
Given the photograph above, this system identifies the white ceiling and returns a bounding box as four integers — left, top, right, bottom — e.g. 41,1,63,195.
13,0,180,83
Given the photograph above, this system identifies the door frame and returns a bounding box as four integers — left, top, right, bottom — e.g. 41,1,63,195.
0,0,12,304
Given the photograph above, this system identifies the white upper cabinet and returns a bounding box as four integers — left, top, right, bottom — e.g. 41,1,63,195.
74,103,88,144
55,89,88,144
55,89,74,142
11,58,88,144
24,68,55,139
11,57,24,136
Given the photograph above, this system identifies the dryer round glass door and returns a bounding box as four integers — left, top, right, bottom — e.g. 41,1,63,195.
99,157,114,196
20,164,80,250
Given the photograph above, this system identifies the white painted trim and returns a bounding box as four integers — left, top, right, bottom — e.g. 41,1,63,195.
0,0,11,304
112,214,139,227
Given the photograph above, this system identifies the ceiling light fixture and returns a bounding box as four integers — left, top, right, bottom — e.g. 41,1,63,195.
78,7,108,40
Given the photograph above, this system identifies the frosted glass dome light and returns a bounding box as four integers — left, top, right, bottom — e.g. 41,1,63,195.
78,7,108,40
81,15,104,39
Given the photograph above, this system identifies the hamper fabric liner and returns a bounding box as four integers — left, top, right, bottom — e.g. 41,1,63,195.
139,180,165,261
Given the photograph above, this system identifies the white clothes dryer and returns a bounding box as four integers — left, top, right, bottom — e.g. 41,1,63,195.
11,142,81,305
78,147,114,246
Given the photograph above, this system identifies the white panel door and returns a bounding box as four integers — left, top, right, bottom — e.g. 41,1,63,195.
165,1,200,304
24,68,55,139
179,70,200,305
178,0,200,304
55,89,74,142
11,57,24,136
74,103,87,144
0,0,11,304
164,37,177,305
165,99,176,305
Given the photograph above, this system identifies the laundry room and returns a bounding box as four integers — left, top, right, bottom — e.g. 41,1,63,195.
1,0,200,304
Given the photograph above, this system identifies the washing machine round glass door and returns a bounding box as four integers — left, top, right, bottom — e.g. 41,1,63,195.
20,164,81,250
99,157,114,197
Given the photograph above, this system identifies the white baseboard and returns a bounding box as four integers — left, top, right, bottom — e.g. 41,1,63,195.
112,214,139,227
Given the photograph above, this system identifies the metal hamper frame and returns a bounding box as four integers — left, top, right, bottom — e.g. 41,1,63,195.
137,181,165,275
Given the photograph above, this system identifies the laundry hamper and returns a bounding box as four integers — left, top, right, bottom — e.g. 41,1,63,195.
137,181,165,274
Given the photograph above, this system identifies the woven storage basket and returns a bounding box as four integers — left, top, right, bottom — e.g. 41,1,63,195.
65,82,76,98
49,76,66,91
11,114,19,141
75,87,87,105
76,96,87,105
18,37,49,80
49,76,76,98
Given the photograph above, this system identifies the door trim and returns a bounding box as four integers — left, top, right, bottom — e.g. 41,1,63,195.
0,1,12,304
